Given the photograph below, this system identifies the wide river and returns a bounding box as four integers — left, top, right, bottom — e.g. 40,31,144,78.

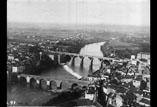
7,41,105,106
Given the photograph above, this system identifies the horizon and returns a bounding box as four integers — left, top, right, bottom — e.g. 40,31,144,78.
8,21,150,28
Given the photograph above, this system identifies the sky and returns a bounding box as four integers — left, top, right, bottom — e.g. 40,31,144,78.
7,0,150,26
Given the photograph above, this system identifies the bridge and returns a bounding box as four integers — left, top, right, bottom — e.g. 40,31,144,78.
17,74,90,90
44,50,128,70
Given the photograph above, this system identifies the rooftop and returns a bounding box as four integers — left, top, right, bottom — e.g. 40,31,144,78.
138,52,150,55
139,98,150,105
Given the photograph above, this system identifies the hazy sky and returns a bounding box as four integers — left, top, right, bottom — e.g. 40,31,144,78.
7,0,150,26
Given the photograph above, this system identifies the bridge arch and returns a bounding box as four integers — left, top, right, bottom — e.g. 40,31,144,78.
40,79,47,90
71,83,78,90
103,59,111,65
19,77,27,85
60,81,71,89
50,80,57,89
82,86,87,90
30,78,38,88
64,55,71,63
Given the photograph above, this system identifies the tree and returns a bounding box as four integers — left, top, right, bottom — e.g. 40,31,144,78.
37,54,58,73
29,45,42,54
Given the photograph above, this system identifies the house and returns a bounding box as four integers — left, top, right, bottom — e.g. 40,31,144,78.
116,86,128,94
114,94,123,107
147,58,150,65
138,98,150,107
8,55,14,60
133,77,141,88
12,66,18,73
107,94,123,107
88,71,102,82
146,82,150,91
120,78,132,83
85,85,97,101
131,55,135,60
138,62,148,74
143,75,150,80
48,55,54,60
137,52,150,60
143,90,150,99
142,67,150,75
115,70,125,76
12,66,25,73
88,75,101,81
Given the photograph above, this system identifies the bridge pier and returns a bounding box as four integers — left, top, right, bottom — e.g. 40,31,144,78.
99,60,104,70
89,57,94,71
35,79,40,88
36,80,40,84
17,75,21,79
26,76,30,83
46,81,51,90
71,56,76,66
46,81,50,86
58,55,61,64
56,80,62,89
80,57,84,68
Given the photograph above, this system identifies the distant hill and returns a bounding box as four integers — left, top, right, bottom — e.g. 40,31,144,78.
7,22,150,34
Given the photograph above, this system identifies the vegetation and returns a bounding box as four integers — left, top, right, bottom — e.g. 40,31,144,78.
22,46,58,75
29,45,42,54
42,88,84,106
101,39,150,59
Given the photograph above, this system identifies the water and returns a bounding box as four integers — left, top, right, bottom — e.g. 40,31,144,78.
68,42,105,77
7,83,58,106
7,41,105,106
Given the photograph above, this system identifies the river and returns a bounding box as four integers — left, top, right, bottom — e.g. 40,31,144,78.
7,41,105,106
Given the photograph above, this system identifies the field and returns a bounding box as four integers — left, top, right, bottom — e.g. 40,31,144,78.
110,39,139,50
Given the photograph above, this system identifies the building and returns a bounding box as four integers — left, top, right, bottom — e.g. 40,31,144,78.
138,97,150,107
131,59,137,65
85,85,97,101
8,55,14,60
131,55,136,60
88,75,101,82
137,52,150,60
133,77,141,88
88,70,103,82
107,93,123,107
138,62,148,74
147,58,150,65
12,66,25,73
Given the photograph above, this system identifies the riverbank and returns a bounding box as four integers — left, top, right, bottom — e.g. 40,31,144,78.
100,39,140,58
57,37,108,54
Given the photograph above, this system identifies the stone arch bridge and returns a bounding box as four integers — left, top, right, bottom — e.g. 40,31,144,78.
17,74,90,90
45,50,127,70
